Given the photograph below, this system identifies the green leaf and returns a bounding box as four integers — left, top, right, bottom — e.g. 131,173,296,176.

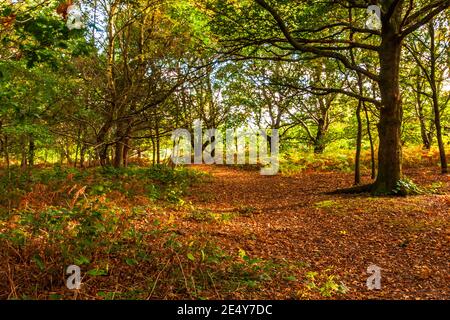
32,254,45,271
238,248,247,259
2,7,13,17
74,256,90,265
49,294,62,300
87,269,107,276
187,253,195,261
200,249,205,262
125,258,138,266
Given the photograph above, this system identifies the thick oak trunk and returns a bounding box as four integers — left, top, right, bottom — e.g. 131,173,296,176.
373,29,403,194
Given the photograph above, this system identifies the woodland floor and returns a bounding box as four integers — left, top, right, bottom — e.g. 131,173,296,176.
180,165,450,299
0,163,449,300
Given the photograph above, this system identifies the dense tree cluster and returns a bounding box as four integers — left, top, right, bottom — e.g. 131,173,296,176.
0,0,449,194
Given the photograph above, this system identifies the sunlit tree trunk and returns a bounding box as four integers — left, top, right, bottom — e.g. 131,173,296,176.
428,22,448,174
364,103,376,179
355,101,362,185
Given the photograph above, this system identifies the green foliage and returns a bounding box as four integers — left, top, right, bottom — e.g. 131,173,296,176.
280,148,356,175
98,165,205,202
427,182,445,195
315,200,339,209
0,0,449,301
393,178,424,196
304,269,346,298
1,0,90,68
187,209,218,222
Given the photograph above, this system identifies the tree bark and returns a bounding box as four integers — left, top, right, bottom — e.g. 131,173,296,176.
113,140,124,168
151,136,156,166
416,79,432,149
349,10,363,186
80,144,86,169
355,101,362,185
156,136,161,164
3,135,10,170
97,121,112,167
363,103,376,179
373,28,403,194
313,119,326,154
21,136,27,169
156,121,161,164
428,22,448,174
28,137,35,167
123,137,130,167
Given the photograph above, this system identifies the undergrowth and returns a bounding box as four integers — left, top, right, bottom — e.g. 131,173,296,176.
0,164,344,299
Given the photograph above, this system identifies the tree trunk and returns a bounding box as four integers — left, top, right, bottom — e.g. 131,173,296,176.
429,22,448,174
123,138,130,167
432,93,447,173
349,7,363,185
373,30,403,194
99,146,108,166
156,136,161,164
155,121,161,164
416,79,432,149
364,103,376,179
113,140,124,168
65,146,73,165
354,101,362,185
97,119,112,167
28,137,35,167
80,144,86,169
4,135,10,170
151,136,156,165
21,136,27,169
313,119,326,154
74,126,81,168
59,150,64,166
